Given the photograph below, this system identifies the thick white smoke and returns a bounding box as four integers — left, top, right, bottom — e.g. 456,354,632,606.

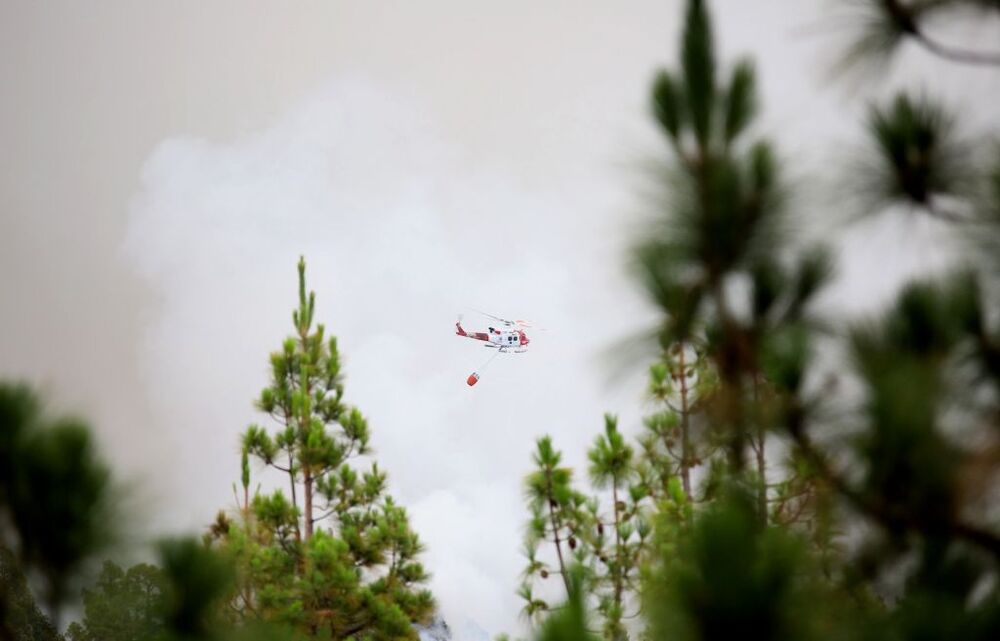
119,6,981,635
123,76,648,637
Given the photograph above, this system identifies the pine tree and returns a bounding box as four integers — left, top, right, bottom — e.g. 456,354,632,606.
213,257,433,639
66,561,166,641
0,382,116,628
519,423,654,640
585,415,647,641
241,256,367,543
0,545,61,641
530,1,1000,640
635,0,837,528
522,437,585,601
638,343,717,503
640,0,783,478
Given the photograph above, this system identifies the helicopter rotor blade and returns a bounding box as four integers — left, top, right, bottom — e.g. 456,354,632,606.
467,308,550,330
470,308,514,326
514,319,549,332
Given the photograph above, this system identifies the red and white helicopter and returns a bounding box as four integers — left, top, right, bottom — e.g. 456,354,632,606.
455,311,535,386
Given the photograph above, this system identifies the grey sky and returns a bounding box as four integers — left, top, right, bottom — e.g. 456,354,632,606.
2,0,998,636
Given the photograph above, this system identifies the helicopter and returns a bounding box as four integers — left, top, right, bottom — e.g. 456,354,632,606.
455,311,534,386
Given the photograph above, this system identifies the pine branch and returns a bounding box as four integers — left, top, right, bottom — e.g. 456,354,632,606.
912,28,1000,66
786,411,1000,557
882,0,1000,65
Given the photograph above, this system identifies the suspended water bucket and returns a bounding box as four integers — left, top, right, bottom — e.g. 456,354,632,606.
467,372,480,386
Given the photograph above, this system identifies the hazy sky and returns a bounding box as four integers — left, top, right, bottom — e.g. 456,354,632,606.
2,1,998,636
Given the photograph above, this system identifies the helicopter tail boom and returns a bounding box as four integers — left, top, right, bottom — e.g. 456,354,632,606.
456,319,490,342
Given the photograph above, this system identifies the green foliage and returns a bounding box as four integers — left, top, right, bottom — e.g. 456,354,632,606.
969,145,1000,271
585,417,645,641
638,0,828,483
859,92,969,217
67,561,166,641
587,416,634,491
520,437,587,621
243,256,369,543
221,517,431,639
639,11,791,346
0,546,61,641
520,420,654,640
0,382,116,624
872,545,1000,641
522,13,835,640
530,3,999,641
723,61,756,146
12,422,114,607
534,568,600,641
681,0,715,149
67,540,292,641
214,257,433,640
838,1,1000,69
645,478,694,567
158,539,236,640
525,439,581,578
638,342,717,500
837,0,918,70
652,71,683,144
645,492,845,641
8,3,1000,641
848,274,991,536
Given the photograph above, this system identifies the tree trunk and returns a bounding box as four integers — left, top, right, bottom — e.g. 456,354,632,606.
289,451,301,542
542,469,571,595
547,496,571,596
756,422,767,526
304,468,314,540
612,479,623,608
678,345,692,498
709,279,746,473
754,376,767,526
